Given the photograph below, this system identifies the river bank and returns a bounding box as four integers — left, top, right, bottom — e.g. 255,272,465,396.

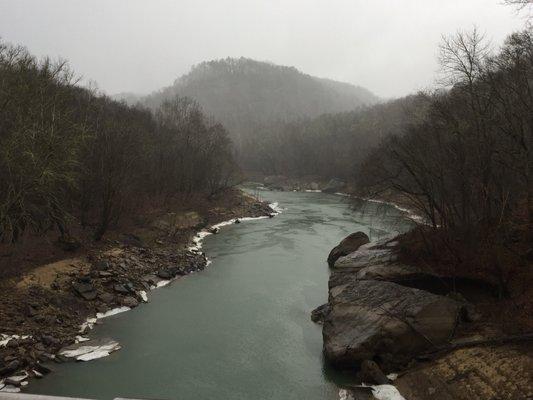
315,229,533,400
0,189,274,392
27,189,407,400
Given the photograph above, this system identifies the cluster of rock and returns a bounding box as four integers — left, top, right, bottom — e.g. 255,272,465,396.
0,194,275,391
314,232,466,374
262,175,347,193
0,244,209,392
74,247,207,319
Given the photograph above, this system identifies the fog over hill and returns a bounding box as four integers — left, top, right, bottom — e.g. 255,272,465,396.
114,57,378,145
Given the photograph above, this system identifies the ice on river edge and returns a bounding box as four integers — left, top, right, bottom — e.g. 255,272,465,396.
338,384,406,400
58,338,121,362
75,201,282,363
188,201,283,253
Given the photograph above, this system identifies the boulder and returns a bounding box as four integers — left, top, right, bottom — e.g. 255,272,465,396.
157,269,174,280
72,282,97,301
113,284,130,294
121,296,139,308
360,360,390,385
323,279,461,368
98,292,115,304
0,360,20,376
311,303,331,324
142,274,160,286
322,178,346,194
327,232,370,267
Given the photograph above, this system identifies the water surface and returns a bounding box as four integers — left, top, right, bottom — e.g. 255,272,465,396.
30,190,411,400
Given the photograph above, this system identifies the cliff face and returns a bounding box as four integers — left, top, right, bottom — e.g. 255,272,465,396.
316,235,462,370
315,234,533,400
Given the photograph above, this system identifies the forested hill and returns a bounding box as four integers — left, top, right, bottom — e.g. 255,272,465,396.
128,58,378,144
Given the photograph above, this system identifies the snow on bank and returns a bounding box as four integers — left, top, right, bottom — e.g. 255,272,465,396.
188,202,283,253
58,338,121,362
338,384,405,400
0,334,31,348
96,306,131,320
74,201,281,362
370,385,406,400
362,197,425,224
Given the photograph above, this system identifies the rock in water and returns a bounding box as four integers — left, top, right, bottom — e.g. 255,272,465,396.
311,303,331,324
327,232,370,267
323,279,461,368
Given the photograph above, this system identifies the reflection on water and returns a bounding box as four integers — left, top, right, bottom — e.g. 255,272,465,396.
29,190,412,400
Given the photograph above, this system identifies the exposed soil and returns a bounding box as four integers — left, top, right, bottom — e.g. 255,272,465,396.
0,188,273,387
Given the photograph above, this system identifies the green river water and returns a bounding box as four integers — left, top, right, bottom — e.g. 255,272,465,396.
29,190,412,400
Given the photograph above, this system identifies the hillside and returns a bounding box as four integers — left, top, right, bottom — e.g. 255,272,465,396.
137,57,378,145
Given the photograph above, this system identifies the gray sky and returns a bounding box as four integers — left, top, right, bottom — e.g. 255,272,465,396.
0,0,527,98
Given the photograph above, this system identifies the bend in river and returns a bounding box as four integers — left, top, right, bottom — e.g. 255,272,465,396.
29,190,413,400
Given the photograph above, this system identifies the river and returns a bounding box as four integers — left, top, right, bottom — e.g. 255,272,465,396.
29,190,412,400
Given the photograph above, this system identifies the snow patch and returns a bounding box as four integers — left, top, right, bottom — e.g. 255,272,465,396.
370,384,406,400
156,279,171,288
338,389,353,400
139,290,148,302
0,384,20,393
386,373,399,381
96,306,130,319
0,334,31,347
339,384,405,400
362,197,426,224
269,202,284,214
58,338,121,361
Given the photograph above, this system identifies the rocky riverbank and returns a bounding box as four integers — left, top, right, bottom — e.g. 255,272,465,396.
0,189,274,392
314,232,533,400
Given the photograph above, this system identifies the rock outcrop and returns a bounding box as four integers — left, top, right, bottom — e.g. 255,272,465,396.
317,239,462,370
327,232,370,267
323,279,461,368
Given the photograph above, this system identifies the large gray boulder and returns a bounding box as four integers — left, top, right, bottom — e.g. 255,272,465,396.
322,178,346,193
323,279,461,368
327,232,370,267
333,241,441,284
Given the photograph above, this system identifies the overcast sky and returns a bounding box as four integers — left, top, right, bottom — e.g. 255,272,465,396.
0,0,527,98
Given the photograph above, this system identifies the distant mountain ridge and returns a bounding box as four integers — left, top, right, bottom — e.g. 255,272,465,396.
115,57,378,144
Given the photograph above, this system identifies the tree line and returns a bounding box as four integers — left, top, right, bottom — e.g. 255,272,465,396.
0,40,238,243
232,27,531,294
238,94,429,178
358,28,533,294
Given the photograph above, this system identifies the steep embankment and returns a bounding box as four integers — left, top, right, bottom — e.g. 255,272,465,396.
0,189,273,391
314,232,533,400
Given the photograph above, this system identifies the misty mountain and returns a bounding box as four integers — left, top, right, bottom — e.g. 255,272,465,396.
137,58,378,144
